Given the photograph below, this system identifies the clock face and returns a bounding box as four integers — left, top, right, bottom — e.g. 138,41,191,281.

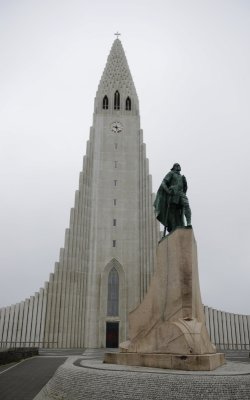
111,121,123,134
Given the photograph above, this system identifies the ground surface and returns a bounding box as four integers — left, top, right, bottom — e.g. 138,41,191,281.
35,349,250,400
0,349,249,400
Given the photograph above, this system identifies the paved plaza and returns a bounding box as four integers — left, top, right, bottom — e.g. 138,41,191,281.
35,349,250,400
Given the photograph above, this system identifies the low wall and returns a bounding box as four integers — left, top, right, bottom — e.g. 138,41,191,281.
0,347,38,365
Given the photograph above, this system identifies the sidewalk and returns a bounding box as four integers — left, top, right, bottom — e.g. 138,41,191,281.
0,356,67,400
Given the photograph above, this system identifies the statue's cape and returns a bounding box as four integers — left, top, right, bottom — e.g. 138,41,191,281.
153,185,169,227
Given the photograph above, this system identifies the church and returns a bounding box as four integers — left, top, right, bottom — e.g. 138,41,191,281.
0,38,249,350
0,38,159,349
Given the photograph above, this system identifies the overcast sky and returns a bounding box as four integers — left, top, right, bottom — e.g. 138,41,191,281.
0,0,250,315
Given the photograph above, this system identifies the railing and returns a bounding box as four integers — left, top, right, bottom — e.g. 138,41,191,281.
214,342,250,351
0,341,58,350
1,341,249,352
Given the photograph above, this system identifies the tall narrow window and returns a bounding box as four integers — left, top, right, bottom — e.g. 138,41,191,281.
125,96,131,111
107,267,119,316
113,199,117,206
113,219,116,226
114,180,117,186
114,91,120,110
113,240,116,247
103,95,109,109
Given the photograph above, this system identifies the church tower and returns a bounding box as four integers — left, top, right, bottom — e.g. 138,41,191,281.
0,38,159,349
73,38,159,347
44,38,159,348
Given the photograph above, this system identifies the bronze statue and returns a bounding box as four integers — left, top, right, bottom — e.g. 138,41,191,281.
154,163,191,236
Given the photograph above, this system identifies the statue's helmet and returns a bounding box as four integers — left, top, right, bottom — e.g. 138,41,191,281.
171,163,181,171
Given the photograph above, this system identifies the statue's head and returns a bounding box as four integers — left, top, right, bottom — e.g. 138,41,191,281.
171,163,181,172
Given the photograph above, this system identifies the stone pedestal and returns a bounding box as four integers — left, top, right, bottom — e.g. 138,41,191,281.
104,228,225,370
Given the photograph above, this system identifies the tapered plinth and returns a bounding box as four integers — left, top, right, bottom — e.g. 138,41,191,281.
104,228,225,370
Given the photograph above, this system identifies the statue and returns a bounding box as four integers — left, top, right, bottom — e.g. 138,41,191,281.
154,163,191,236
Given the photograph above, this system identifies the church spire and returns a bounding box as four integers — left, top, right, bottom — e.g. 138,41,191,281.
95,39,139,114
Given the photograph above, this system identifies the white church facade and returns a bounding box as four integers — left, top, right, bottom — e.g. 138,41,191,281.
0,39,249,350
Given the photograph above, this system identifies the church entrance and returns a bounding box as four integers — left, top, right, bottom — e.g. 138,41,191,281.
106,322,119,348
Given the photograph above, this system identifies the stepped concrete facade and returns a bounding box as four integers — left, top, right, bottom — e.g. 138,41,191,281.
0,39,159,349
0,39,249,350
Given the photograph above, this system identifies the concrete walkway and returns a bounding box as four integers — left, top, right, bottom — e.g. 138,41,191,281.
0,356,67,400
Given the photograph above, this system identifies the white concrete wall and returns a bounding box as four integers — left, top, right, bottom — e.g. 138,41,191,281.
1,295,250,349
204,306,250,350
0,287,49,347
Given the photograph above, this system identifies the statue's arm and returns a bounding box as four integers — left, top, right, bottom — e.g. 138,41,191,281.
183,175,188,193
162,172,173,194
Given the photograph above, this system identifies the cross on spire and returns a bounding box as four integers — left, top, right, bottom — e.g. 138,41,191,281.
114,31,121,39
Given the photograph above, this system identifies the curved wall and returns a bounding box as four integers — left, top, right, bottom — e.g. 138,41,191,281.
1,298,250,349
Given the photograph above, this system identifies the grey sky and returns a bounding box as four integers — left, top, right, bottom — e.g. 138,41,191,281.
0,0,250,314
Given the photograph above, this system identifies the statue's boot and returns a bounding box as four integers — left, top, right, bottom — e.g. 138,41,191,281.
184,207,192,226
185,209,192,226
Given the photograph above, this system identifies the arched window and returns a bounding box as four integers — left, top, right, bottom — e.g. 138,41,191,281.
103,95,109,109
107,267,119,316
114,91,120,110
125,96,131,111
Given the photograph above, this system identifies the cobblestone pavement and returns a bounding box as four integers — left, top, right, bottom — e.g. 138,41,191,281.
34,350,250,400
0,356,67,400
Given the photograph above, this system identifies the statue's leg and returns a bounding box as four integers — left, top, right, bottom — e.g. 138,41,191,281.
170,204,183,229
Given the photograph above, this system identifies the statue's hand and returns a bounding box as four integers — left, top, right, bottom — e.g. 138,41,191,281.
162,181,171,194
